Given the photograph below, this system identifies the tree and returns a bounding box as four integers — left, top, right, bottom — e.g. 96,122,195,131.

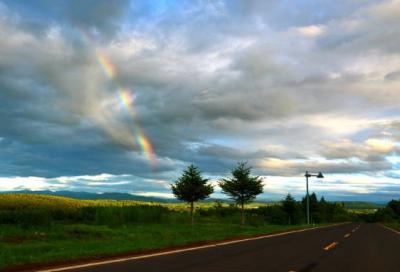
301,192,319,223
219,162,263,225
317,196,328,222
282,194,297,225
387,199,400,217
171,165,213,224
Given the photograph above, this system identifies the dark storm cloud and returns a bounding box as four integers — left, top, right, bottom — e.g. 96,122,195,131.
1,0,129,37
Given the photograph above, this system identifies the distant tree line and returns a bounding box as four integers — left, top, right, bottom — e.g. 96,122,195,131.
193,192,353,226
359,199,400,223
257,193,352,225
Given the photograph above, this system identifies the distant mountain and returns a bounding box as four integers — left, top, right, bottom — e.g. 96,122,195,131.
0,190,178,203
341,201,384,209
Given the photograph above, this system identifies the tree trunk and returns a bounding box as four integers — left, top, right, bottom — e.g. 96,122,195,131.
190,201,194,225
241,202,245,226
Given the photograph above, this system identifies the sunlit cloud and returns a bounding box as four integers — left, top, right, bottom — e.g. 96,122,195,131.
260,158,296,169
0,177,60,191
292,25,326,37
365,138,396,153
134,192,174,198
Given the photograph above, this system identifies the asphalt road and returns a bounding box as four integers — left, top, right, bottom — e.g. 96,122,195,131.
61,223,400,272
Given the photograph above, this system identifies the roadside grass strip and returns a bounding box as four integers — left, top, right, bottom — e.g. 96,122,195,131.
380,224,400,235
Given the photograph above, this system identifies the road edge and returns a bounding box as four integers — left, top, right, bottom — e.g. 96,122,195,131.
34,222,349,272
379,223,400,235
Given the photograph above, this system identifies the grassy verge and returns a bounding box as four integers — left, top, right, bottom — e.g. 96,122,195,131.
0,223,318,270
383,222,400,232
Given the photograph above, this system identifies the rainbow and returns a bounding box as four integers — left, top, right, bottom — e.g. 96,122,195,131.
117,88,156,165
118,88,135,114
73,27,156,167
95,50,156,166
136,126,156,164
96,49,116,79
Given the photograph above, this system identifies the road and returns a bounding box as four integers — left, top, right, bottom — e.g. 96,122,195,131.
50,223,400,272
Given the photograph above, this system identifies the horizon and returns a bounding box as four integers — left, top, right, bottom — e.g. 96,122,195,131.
1,0,400,202
0,188,390,205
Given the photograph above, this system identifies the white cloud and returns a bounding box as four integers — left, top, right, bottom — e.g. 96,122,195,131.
365,138,396,153
133,192,174,198
57,174,116,183
0,176,60,191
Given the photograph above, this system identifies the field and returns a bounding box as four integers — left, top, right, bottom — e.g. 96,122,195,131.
0,193,352,270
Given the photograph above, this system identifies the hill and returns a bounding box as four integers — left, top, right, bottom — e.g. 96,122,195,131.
342,201,384,210
0,190,177,203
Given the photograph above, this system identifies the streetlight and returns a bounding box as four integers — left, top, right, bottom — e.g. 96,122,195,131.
304,171,324,225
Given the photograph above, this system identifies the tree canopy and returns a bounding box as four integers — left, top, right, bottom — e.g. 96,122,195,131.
219,162,263,225
171,164,213,224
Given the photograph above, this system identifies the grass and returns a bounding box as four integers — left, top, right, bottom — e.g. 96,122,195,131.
384,222,400,232
0,223,318,270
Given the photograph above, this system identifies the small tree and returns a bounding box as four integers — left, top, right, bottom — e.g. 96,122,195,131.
219,162,263,225
282,194,297,225
171,165,213,224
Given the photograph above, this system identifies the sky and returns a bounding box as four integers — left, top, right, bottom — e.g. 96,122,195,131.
0,0,400,202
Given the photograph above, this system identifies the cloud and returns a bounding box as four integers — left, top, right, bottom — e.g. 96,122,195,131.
0,0,399,201
292,25,326,37
385,70,400,81
259,157,392,177
1,0,130,37
0,173,172,195
320,138,397,161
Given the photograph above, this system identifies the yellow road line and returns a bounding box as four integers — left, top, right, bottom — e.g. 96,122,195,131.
324,242,339,251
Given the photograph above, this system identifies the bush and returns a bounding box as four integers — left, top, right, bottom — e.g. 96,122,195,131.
257,206,287,225
93,205,170,226
15,209,52,228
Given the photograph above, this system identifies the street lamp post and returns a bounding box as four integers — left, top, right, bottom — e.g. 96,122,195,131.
304,171,324,225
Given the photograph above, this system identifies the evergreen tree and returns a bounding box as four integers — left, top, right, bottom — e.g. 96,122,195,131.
219,162,263,225
302,192,319,223
282,194,297,225
388,199,400,217
171,165,213,224
318,196,328,222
